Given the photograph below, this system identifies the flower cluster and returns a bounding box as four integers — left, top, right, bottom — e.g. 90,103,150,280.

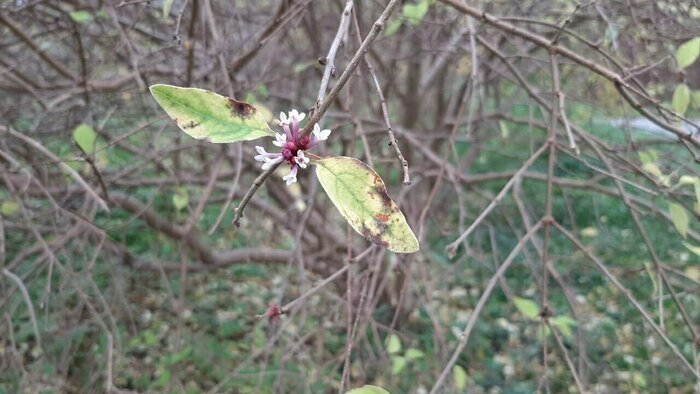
254,109,331,185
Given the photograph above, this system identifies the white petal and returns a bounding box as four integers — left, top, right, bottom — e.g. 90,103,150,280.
313,124,331,141
282,172,297,185
294,150,309,169
272,133,287,147
261,156,283,170
255,146,266,155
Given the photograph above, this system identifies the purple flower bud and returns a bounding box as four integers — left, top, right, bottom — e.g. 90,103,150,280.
299,135,311,148
283,148,294,160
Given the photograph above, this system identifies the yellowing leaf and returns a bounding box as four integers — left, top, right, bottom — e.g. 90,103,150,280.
669,203,689,238
676,38,700,69
684,265,699,281
677,175,698,186
386,334,402,354
641,162,663,179
513,296,539,319
345,385,391,394
581,227,599,238
453,365,468,391
314,157,419,253
672,84,690,116
149,84,274,143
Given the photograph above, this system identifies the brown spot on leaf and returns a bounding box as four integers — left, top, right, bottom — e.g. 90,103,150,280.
375,213,389,222
362,227,389,248
375,186,392,208
227,98,256,119
183,120,199,129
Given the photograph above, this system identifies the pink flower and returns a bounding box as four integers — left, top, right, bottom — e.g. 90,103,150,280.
255,110,332,185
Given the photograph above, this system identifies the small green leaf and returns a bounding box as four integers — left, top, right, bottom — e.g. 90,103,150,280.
672,83,690,116
550,315,577,339
69,10,92,23
691,90,700,108
404,348,424,360
638,150,658,165
172,187,189,211
403,0,430,26
314,157,419,253
391,356,407,375
385,19,402,36
73,124,97,154
453,365,468,391
683,242,700,256
1,200,20,216
499,120,510,138
162,0,174,18
676,38,700,69
345,385,391,394
149,84,274,143
513,297,539,319
386,334,402,354
669,203,689,238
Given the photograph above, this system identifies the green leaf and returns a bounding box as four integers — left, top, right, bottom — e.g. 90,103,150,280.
314,157,419,253
403,0,430,26
73,124,97,154
172,187,189,211
638,150,658,165
453,365,468,391
669,203,689,238
499,120,510,138
69,10,92,23
162,0,174,18
513,297,539,319
391,356,407,375
676,38,700,69
405,348,424,360
550,315,577,339
386,334,402,354
672,84,690,116
385,19,402,36
345,385,391,394
149,84,274,143
1,200,20,216
691,90,700,108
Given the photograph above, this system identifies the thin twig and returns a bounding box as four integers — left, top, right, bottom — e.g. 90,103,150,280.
352,8,410,185
2,268,42,352
430,220,544,394
318,0,354,103
445,143,548,257
232,0,403,227
554,221,700,379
